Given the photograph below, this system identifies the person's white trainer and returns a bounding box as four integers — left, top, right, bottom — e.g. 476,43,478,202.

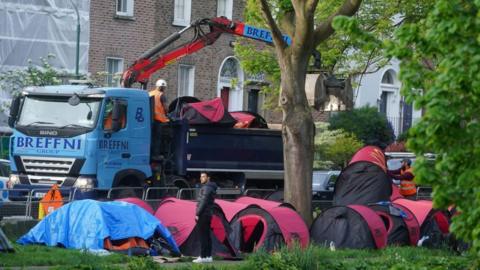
192,257,205,263
192,257,213,263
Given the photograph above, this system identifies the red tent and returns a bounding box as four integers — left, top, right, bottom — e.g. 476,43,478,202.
390,184,404,201
333,146,392,206
349,145,387,172
234,196,288,209
154,198,237,257
215,199,249,222
392,198,450,247
216,197,309,252
180,98,236,126
117,197,154,215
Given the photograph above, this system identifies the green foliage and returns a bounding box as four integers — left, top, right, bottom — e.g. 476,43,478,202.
235,0,407,108
0,244,128,268
0,54,64,97
314,122,363,169
241,245,471,270
127,257,163,270
328,107,395,149
387,0,480,258
0,243,473,269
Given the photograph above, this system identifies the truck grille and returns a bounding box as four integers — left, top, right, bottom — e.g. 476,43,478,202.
20,156,76,186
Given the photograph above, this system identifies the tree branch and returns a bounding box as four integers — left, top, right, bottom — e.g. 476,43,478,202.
259,0,288,52
305,0,320,19
279,10,295,38
313,0,363,46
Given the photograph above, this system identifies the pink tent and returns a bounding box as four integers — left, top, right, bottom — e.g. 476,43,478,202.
215,199,249,222
390,184,404,201
234,196,293,209
216,197,309,251
116,197,154,215
393,199,433,225
393,198,449,234
154,198,237,257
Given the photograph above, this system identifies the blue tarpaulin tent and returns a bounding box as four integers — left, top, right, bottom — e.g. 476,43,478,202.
17,200,179,254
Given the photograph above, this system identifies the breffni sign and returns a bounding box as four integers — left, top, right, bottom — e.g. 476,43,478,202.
16,137,81,150
243,25,292,46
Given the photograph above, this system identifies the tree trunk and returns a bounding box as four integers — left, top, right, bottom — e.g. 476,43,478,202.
257,0,363,226
280,55,315,225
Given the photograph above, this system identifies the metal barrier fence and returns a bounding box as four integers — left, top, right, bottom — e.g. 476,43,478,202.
0,186,433,220
0,187,281,219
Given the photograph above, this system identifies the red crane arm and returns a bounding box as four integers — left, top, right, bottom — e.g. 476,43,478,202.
121,17,291,89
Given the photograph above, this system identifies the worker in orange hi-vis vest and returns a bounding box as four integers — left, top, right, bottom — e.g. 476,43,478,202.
38,184,63,220
149,79,169,123
150,79,170,160
388,158,417,200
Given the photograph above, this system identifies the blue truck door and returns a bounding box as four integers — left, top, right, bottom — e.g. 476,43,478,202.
97,98,131,188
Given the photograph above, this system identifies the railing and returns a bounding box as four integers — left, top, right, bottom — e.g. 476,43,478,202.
385,116,421,137
0,187,282,219
0,186,434,220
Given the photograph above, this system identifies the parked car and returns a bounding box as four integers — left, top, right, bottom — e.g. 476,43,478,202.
385,152,436,170
0,159,10,201
312,170,340,201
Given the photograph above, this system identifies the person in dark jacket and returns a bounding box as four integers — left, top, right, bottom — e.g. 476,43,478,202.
193,172,217,263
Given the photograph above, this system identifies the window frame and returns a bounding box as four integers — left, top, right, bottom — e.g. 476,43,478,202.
116,0,134,17
102,98,128,131
217,0,233,19
177,64,195,97
105,57,124,87
173,0,191,26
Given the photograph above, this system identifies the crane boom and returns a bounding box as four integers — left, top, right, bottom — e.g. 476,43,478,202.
121,17,291,88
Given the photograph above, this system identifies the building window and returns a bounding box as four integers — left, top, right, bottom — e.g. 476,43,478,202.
106,57,124,87
217,0,233,19
178,65,195,97
381,70,394,84
116,0,134,17
173,0,191,26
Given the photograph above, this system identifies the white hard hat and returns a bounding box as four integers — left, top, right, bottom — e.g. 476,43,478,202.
156,79,167,87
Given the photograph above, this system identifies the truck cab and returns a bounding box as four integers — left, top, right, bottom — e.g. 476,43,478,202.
7,85,152,197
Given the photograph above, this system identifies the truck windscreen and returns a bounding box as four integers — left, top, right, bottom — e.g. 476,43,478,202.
17,96,102,129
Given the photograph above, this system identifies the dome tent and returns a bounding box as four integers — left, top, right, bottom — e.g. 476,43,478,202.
333,146,392,206
310,205,388,249
154,198,237,258
17,200,179,255
216,197,309,253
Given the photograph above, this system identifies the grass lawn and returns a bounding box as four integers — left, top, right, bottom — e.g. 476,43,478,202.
0,244,129,269
0,243,475,270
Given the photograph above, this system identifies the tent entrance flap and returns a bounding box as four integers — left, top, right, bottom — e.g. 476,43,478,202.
238,215,267,252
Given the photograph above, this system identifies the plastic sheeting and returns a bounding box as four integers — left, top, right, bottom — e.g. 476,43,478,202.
0,0,90,73
17,200,179,253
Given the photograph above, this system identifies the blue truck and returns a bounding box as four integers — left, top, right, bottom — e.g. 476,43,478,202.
6,85,283,198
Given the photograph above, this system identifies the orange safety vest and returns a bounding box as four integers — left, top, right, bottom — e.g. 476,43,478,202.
149,90,169,123
104,112,126,130
399,168,417,196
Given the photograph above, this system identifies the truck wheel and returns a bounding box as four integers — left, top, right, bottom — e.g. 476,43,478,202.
112,177,143,199
264,190,284,202
166,175,192,199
